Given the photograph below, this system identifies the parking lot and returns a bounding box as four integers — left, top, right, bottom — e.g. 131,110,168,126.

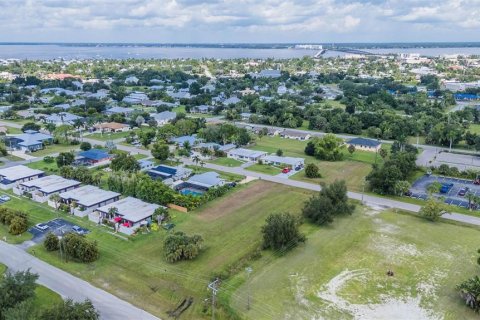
410,175,480,209
28,218,90,244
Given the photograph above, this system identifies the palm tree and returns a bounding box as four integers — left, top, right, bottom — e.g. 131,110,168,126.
107,207,119,219
466,192,476,210
50,193,61,211
192,155,200,167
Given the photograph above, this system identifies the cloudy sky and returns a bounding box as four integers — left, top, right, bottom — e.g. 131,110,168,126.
1,0,479,43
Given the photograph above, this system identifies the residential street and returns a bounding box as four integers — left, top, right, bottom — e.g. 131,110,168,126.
0,241,160,320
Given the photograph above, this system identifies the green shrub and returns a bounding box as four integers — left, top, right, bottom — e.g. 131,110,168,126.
44,233,59,251
9,216,28,235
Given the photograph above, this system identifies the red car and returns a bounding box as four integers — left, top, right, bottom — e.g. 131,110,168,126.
282,167,291,174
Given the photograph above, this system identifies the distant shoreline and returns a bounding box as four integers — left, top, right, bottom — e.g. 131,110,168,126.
1,42,480,50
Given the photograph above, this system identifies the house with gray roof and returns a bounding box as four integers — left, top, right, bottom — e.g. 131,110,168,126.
0,165,45,190
14,175,81,202
5,130,53,152
45,112,83,126
55,185,120,217
184,172,225,190
347,137,382,152
150,111,177,125
105,106,134,116
227,148,267,162
91,196,163,235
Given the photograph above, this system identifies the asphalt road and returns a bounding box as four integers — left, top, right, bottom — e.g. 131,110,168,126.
0,241,160,320
185,159,480,226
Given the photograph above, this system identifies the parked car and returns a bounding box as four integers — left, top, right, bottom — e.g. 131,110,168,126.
294,166,302,171
404,191,413,197
35,223,49,231
0,195,11,202
458,187,470,196
282,167,291,174
72,225,84,235
440,183,454,194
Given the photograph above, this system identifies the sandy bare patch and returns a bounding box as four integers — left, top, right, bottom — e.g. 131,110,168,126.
238,176,258,184
316,269,440,320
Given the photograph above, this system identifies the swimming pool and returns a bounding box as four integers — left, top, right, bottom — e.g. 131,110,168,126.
180,188,204,197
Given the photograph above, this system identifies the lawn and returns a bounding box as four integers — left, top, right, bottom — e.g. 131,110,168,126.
250,136,377,191
5,126,22,134
186,165,244,182
4,154,24,161
246,163,282,175
27,181,313,319
26,160,59,174
30,144,79,157
209,157,243,167
225,208,480,320
87,131,132,141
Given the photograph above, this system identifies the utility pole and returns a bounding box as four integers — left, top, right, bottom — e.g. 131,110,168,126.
208,278,220,320
245,267,253,310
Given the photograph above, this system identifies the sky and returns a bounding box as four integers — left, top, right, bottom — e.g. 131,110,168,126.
1,0,479,43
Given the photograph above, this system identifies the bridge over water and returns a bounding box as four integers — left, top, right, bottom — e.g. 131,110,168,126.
314,47,380,58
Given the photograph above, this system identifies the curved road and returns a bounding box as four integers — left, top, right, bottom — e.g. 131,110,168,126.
0,241,160,320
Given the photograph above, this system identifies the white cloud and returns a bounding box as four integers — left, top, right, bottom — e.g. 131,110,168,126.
0,0,479,42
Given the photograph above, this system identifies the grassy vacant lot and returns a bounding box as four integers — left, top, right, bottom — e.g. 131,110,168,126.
250,136,379,191
226,208,480,320
5,126,22,134
27,160,59,173
186,165,245,182
246,163,282,175
27,181,312,319
209,157,243,167
87,131,132,141
30,144,79,157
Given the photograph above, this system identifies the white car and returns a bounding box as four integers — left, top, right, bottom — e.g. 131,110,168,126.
0,195,10,202
35,223,49,231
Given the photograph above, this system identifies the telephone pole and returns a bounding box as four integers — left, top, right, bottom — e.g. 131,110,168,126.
208,278,220,320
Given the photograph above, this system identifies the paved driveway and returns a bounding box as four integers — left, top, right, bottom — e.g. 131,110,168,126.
28,218,89,244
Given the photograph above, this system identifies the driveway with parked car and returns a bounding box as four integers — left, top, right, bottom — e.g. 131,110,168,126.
28,219,90,244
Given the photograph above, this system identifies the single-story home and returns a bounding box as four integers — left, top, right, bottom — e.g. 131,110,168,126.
93,122,130,133
55,185,121,217
45,112,83,126
262,155,305,168
252,127,281,136
0,165,45,190
183,172,225,190
280,130,311,141
139,159,155,171
150,111,176,125
227,148,267,162
191,105,212,114
75,149,112,166
347,137,382,152
147,165,192,181
104,106,134,116
5,130,53,152
90,196,163,235
14,175,80,202
171,135,199,146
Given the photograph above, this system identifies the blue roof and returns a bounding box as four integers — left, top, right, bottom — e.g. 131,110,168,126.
78,149,110,161
454,93,479,100
172,135,197,145
348,137,381,147
151,165,177,175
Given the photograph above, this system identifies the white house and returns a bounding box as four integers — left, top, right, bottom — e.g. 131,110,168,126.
0,165,44,190
227,148,267,162
347,137,382,152
54,185,120,217
90,196,163,235
14,175,80,203
150,111,177,125
262,155,305,168
280,130,311,141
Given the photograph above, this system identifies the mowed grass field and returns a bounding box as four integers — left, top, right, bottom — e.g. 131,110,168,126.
226,208,480,320
249,136,380,191
25,181,312,319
